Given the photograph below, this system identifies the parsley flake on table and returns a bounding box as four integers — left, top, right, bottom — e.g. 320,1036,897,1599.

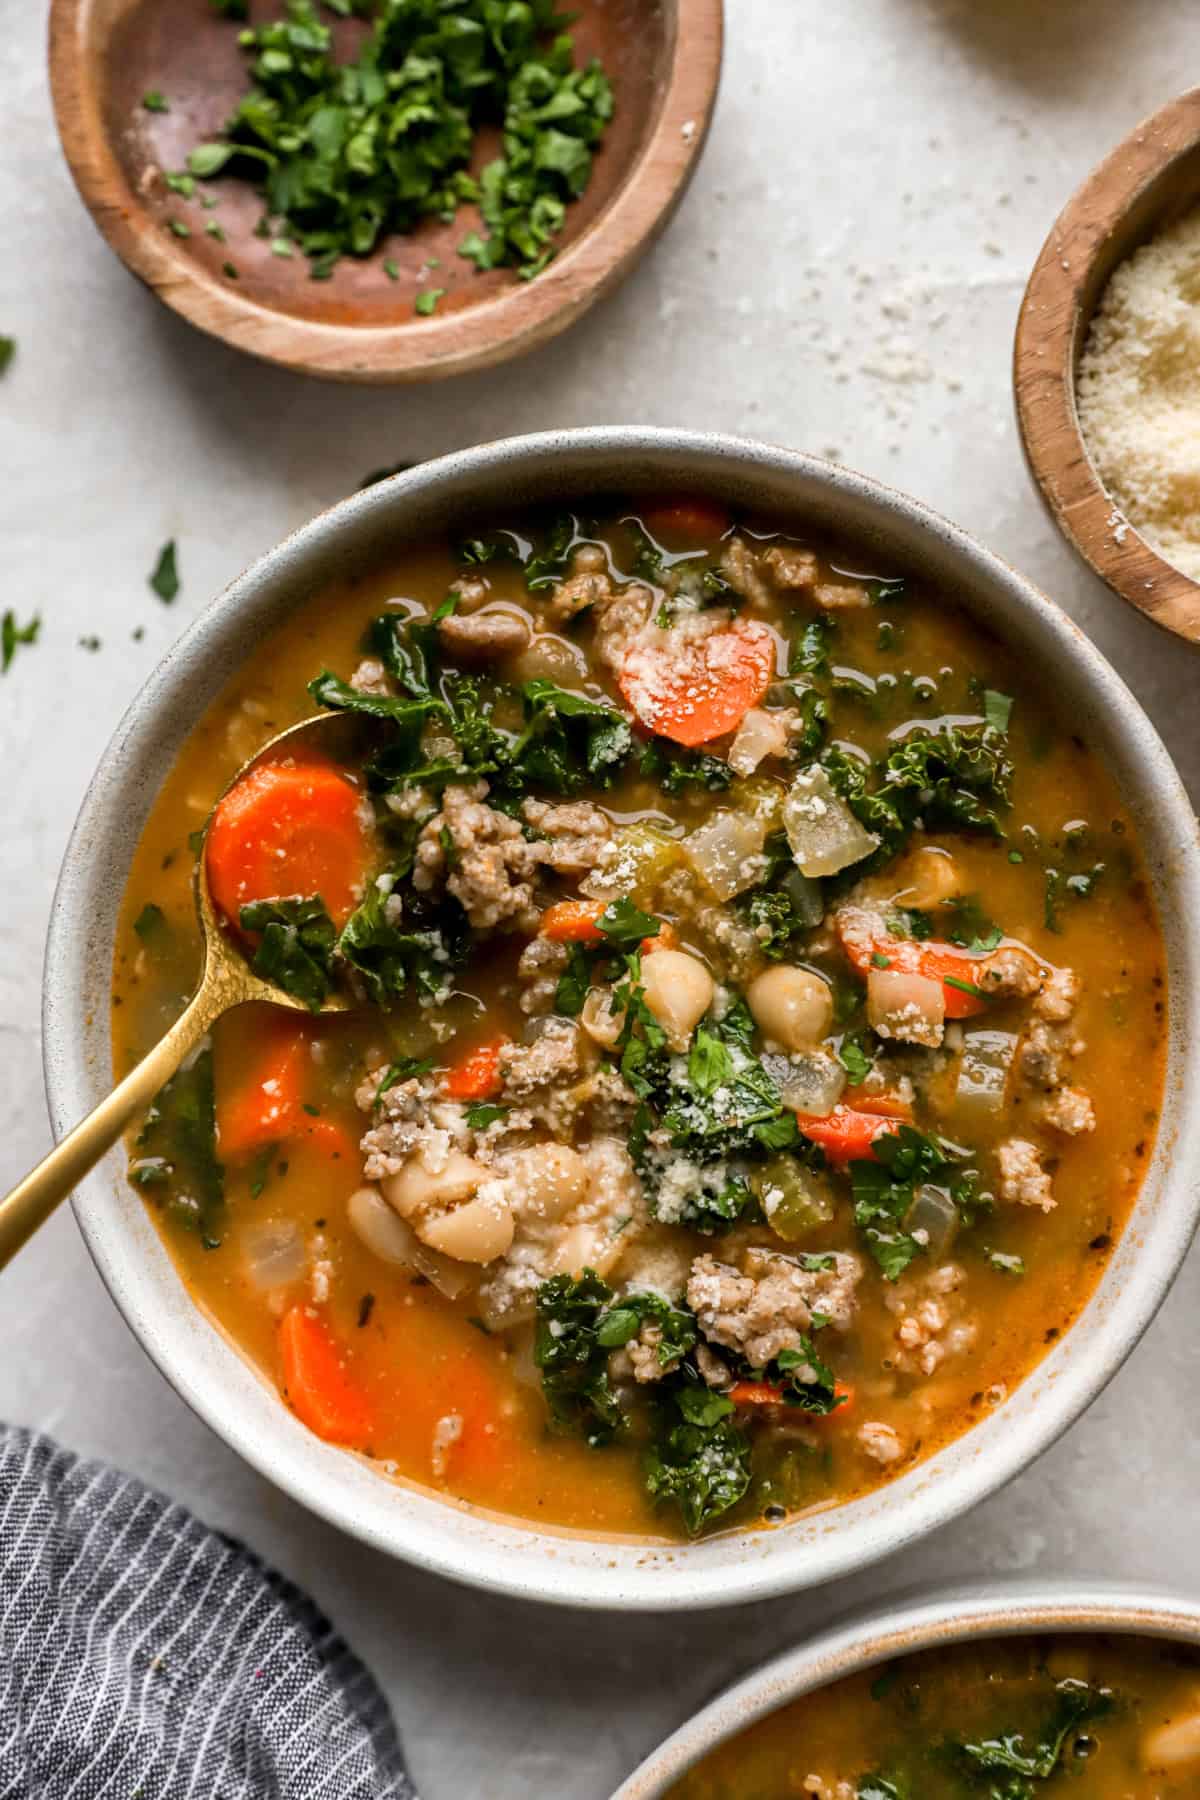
1,610,40,675
149,540,180,604
0,336,14,376
186,0,614,283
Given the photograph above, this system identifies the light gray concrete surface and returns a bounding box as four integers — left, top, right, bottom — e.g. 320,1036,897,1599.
2,2,1199,1795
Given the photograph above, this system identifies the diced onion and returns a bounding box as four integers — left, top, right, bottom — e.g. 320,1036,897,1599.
762,1050,846,1117
241,1219,306,1293
955,1028,1017,1123
782,765,879,877
904,1184,958,1257
347,1185,474,1299
683,810,769,901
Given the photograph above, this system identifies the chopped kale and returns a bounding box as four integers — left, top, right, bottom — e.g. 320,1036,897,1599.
513,679,633,791
189,1,612,282
132,1049,225,1248
593,1291,697,1362
849,1125,964,1280
660,1016,793,1158
638,738,734,796
149,540,180,603
644,1383,751,1536
790,617,833,674
1,610,40,675
534,1269,627,1446
239,895,336,1011
983,687,1014,733
132,902,168,944
773,1339,845,1415
957,1679,1113,1783
522,515,578,589
337,879,467,1006
882,725,1013,837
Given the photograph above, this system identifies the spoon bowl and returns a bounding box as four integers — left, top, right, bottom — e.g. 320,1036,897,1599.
0,710,357,1268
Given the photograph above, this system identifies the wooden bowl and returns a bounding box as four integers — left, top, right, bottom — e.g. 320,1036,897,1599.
49,0,722,384
1015,88,1200,644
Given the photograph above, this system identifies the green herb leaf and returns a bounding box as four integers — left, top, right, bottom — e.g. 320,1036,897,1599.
595,898,660,946
414,287,445,315
465,1101,507,1129
149,540,180,603
0,336,14,376
983,688,1014,733
1,610,40,674
239,895,336,1011
133,1048,225,1248
142,90,170,113
133,902,167,943
958,1679,1113,1781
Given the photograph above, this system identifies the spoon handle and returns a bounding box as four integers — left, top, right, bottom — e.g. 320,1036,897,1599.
0,983,229,1271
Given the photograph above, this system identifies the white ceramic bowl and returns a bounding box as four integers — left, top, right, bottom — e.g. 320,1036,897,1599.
43,428,1200,1611
613,1580,1200,1795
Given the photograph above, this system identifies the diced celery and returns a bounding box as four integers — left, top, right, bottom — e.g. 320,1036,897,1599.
752,1157,836,1242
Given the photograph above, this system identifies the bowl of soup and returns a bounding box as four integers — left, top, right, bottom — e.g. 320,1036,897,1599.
44,429,1200,1607
613,1582,1200,1795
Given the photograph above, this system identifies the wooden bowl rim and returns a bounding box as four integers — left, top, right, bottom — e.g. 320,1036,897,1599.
48,0,723,384
1014,85,1200,645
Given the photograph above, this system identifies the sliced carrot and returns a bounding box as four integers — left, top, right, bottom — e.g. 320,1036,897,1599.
836,918,989,1020
619,619,776,748
279,1306,372,1446
540,898,606,943
215,1010,311,1160
642,920,677,952
729,1379,854,1416
796,1105,904,1165
206,758,372,932
639,499,731,543
729,1380,785,1407
295,1116,358,1164
442,1036,508,1102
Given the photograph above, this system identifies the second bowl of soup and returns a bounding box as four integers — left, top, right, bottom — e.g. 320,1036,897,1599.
614,1582,1200,1796
45,430,1200,1606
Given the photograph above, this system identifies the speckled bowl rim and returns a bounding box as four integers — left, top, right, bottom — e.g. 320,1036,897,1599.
42,428,1200,1611
611,1579,1200,1795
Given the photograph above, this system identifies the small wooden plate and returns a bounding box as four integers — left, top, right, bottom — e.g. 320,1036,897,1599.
1015,88,1200,644
49,0,722,384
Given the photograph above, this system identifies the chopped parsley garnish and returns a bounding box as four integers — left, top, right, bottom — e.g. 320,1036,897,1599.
1,610,40,674
187,0,613,283
142,90,170,113
849,1126,968,1280
464,1102,507,1130
148,540,180,603
132,902,167,943
414,288,445,315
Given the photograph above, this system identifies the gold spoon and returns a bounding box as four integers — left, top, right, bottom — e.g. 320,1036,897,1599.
0,714,356,1270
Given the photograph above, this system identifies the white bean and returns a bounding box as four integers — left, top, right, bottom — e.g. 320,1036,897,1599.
502,1143,588,1221
639,948,716,1050
346,1187,473,1297
380,1150,489,1221
747,964,833,1051
418,1190,514,1263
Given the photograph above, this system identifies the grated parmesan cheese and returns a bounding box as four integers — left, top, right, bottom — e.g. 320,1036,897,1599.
1077,206,1200,578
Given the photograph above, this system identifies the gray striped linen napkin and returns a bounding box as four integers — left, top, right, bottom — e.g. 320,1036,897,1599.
0,1425,415,1799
